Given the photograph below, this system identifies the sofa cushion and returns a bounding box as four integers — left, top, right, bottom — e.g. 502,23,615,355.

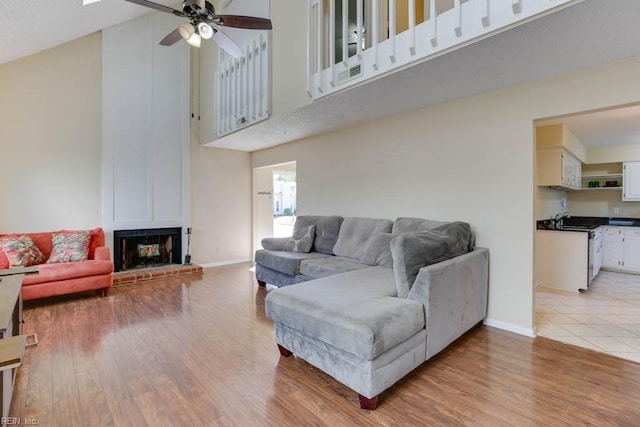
22,260,113,286
293,216,344,255
254,249,330,276
60,228,105,260
0,235,46,267
283,225,315,253
391,222,472,298
333,217,393,260
47,230,91,264
360,233,395,268
299,256,370,279
392,217,449,234
265,267,425,360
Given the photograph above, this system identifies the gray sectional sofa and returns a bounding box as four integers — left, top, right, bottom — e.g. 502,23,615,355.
259,216,489,410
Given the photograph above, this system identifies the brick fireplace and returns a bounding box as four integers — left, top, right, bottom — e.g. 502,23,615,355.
113,227,182,272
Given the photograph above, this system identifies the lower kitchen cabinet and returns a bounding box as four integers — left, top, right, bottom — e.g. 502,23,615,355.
622,228,640,271
536,230,589,292
602,226,623,269
602,226,640,272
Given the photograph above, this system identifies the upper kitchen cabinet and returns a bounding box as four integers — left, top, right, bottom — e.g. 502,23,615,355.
536,124,586,190
537,148,582,190
623,161,640,201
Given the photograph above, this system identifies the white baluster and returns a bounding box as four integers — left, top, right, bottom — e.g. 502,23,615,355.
454,0,461,37
342,0,349,66
481,0,490,27
512,0,522,14
356,0,363,59
329,0,335,86
389,0,396,62
429,0,437,47
408,0,416,55
372,0,379,70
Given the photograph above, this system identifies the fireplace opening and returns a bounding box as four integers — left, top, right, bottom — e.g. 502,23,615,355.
113,228,182,272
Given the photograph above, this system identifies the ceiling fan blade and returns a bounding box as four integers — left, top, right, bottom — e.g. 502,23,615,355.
124,0,185,17
213,15,272,30
213,29,244,59
159,28,183,46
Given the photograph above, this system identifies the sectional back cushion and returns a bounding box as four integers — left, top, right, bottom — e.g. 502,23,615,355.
391,221,472,298
293,216,343,255
333,217,393,260
392,217,449,234
360,232,396,268
283,225,316,253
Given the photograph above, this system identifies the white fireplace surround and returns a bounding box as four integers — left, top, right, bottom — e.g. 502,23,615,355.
101,12,191,258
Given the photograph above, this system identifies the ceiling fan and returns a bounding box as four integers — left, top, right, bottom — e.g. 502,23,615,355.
107,0,272,58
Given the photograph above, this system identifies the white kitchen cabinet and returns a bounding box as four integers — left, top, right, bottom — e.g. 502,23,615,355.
537,148,581,190
622,228,640,271
592,227,603,278
623,161,640,201
602,226,623,269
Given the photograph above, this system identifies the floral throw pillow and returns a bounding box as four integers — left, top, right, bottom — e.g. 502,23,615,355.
47,231,91,264
283,225,316,253
0,235,46,267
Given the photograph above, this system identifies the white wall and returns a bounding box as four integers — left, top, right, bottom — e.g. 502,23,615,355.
252,56,640,335
190,139,252,266
270,0,311,118
0,33,102,233
191,42,253,266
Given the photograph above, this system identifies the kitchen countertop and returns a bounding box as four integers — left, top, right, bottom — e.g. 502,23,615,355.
536,216,640,232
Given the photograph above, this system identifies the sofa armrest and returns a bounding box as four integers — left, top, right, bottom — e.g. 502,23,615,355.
94,246,112,262
261,237,289,251
407,247,489,360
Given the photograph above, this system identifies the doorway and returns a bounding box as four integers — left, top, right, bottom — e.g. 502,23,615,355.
533,104,640,363
252,161,297,252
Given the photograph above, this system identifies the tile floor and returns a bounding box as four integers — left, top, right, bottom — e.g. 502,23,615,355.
536,270,640,363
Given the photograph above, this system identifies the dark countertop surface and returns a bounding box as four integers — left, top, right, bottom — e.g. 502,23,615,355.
536,216,640,232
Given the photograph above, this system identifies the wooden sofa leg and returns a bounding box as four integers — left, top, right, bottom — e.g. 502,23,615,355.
257,280,267,287
102,287,110,297
358,394,378,410
277,344,293,357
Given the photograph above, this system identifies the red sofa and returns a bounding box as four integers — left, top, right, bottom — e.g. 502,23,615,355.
0,228,113,300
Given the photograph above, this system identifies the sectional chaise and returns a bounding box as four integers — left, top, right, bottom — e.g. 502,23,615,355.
257,216,489,409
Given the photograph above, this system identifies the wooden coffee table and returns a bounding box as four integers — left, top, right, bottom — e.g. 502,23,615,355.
0,274,28,425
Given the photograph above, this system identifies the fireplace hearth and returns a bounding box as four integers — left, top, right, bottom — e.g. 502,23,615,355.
113,228,182,272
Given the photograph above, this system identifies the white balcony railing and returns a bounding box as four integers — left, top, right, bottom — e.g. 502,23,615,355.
215,33,271,138
307,0,581,99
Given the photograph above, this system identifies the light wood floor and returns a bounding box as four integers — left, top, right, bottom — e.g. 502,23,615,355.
10,263,640,426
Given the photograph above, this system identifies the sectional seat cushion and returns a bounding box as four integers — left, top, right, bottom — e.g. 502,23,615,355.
299,256,370,279
293,216,344,255
391,222,472,298
255,249,330,276
333,217,393,260
392,217,449,234
22,260,114,286
265,267,425,360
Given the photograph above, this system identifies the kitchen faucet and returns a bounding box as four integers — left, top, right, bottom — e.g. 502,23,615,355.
554,211,570,228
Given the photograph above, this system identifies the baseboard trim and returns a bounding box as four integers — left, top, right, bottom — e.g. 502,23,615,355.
199,259,253,269
483,318,536,338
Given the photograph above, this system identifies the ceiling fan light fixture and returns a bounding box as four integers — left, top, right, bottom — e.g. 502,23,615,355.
178,23,195,40
197,22,214,40
186,33,202,47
